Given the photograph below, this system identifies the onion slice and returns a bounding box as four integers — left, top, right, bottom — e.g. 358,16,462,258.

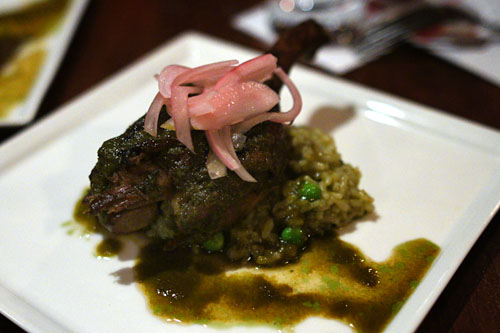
144,92,167,136
232,67,302,133
265,67,302,124
172,60,238,87
215,54,277,88
170,85,202,152
158,65,189,98
189,81,280,128
231,113,268,135
144,55,302,182
221,127,256,182
205,129,241,171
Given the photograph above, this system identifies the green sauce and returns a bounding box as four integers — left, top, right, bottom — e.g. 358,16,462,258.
71,190,124,258
72,191,100,234
69,193,439,331
135,237,439,331
0,0,70,118
96,238,123,258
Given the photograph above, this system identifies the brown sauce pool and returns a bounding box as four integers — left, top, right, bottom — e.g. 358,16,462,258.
71,197,439,332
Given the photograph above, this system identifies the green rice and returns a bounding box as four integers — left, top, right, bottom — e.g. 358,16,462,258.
226,126,374,265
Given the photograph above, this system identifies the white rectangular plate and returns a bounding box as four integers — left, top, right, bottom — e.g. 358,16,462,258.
0,32,499,333
0,0,89,126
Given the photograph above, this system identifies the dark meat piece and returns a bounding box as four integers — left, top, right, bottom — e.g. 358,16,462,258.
84,20,329,246
86,118,289,247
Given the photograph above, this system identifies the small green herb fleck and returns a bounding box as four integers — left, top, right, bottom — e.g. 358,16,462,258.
302,301,321,311
398,248,410,258
329,264,339,274
301,266,311,274
322,277,341,291
395,262,405,270
426,255,436,264
391,301,404,315
410,280,419,289
378,265,392,273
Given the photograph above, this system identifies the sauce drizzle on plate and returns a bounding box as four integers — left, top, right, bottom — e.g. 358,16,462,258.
71,196,439,332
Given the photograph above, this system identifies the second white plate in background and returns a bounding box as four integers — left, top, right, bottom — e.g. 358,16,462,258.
0,0,89,126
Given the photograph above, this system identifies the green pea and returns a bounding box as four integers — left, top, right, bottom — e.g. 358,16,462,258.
281,227,304,245
298,181,322,201
203,232,224,251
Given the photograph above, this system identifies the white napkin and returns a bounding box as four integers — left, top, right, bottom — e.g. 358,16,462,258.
233,1,500,85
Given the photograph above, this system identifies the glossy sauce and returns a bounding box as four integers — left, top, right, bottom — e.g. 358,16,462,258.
71,194,100,234
96,238,123,258
72,197,439,332
71,195,124,259
135,237,438,331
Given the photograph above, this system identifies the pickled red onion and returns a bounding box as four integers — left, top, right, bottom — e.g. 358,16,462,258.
172,60,238,87
170,86,202,151
205,128,240,171
221,127,256,182
144,92,167,137
232,67,302,134
189,81,280,128
215,54,277,88
143,54,302,182
158,65,189,98
265,67,302,124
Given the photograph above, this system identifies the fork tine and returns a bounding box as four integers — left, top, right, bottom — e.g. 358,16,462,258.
353,5,469,58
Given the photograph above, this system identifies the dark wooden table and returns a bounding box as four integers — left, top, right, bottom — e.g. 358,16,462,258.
1,1,498,332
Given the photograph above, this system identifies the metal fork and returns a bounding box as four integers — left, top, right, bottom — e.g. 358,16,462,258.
351,3,500,60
